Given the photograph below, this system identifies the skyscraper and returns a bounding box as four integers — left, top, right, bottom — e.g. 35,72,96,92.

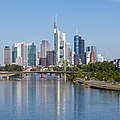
46,51,56,66
74,35,85,65
54,20,66,64
36,51,40,66
28,43,36,66
54,21,60,63
4,46,11,65
39,58,47,67
12,42,24,66
60,33,66,62
40,40,50,58
12,42,36,67
65,42,73,63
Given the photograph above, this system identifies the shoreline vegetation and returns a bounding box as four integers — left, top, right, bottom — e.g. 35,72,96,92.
1,62,120,91
67,61,120,91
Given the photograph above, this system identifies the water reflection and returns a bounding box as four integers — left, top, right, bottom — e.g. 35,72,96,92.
0,75,120,120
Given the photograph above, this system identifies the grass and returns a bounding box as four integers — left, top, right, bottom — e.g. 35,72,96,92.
103,85,120,88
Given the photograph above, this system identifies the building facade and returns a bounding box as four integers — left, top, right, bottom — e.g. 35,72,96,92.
65,42,72,63
36,51,40,66
113,59,120,72
54,21,66,64
40,40,50,58
28,43,36,66
86,46,97,64
46,51,56,66
39,58,47,67
4,46,11,65
12,42,36,67
74,35,85,65
97,54,104,62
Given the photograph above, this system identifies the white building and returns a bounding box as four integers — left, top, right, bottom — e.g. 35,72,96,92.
97,54,104,62
54,21,66,64
36,51,40,66
86,51,91,64
12,42,36,67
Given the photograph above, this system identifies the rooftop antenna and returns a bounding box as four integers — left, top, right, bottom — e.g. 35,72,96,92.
54,14,57,29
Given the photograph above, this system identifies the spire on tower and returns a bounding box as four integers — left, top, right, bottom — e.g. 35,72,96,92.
54,15,57,29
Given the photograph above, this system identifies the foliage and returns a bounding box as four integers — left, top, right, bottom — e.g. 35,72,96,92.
30,68,37,71
69,61,120,82
0,64,23,72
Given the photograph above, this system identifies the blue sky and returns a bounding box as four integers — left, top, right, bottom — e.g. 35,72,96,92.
0,0,120,64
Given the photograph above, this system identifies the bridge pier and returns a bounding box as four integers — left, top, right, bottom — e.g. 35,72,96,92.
50,73,55,77
60,73,64,78
7,76,9,80
21,73,24,79
41,73,44,78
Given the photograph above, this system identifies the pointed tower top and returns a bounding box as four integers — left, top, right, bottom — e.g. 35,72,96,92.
54,21,57,29
54,15,57,29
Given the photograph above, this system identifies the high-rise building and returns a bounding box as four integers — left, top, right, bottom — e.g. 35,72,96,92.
60,33,66,62
54,20,66,64
39,58,47,67
40,40,50,58
28,43,36,66
65,42,71,62
46,51,56,66
36,51,40,66
37,51,40,59
74,54,81,65
4,46,11,65
86,46,97,64
74,35,85,65
12,42,36,67
12,42,24,66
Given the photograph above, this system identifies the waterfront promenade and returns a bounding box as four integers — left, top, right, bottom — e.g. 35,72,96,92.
78,78,120,91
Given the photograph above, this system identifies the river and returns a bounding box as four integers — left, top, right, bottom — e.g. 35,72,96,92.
0,74,120,120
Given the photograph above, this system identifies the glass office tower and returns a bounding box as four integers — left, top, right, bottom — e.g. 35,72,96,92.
74,35,85,65
28,43,36,66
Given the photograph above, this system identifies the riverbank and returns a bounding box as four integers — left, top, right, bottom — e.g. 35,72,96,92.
76,78,120,91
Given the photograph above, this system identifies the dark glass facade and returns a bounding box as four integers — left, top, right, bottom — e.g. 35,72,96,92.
12,46,17,63
46,51,56,66
74,35,80,54
28,43,36,66
74,35,85,65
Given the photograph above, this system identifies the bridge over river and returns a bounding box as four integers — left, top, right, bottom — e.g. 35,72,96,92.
0,71,77,80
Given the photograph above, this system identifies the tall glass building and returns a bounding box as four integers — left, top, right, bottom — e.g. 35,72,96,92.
74,35,85,65
74,35,80,54
54,21,66,64
12,46,17,63
28,43,36,66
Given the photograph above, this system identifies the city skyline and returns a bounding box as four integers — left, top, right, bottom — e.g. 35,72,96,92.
0,0,120,64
